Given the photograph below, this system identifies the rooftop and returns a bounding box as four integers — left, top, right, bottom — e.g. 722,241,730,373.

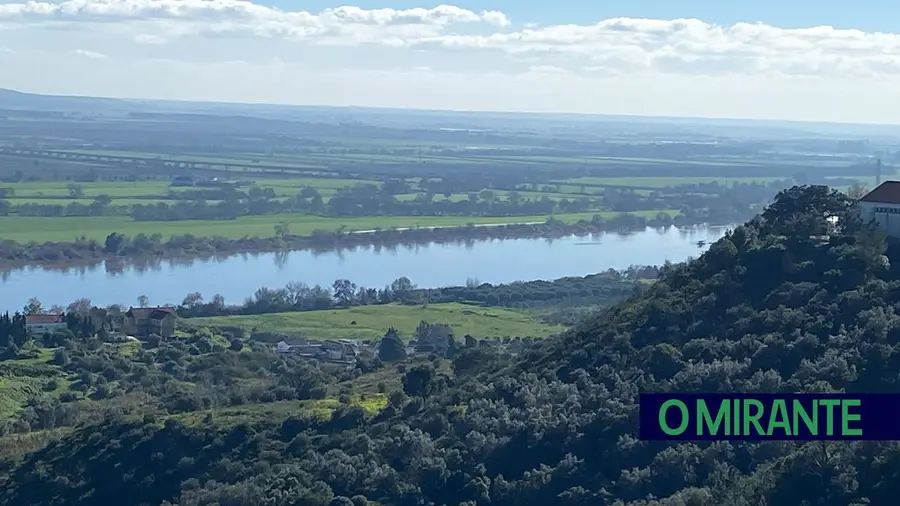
25,314,65,325
126,306,178,319
860,181,900,204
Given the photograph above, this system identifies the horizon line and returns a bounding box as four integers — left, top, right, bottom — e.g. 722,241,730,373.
3,86,900,130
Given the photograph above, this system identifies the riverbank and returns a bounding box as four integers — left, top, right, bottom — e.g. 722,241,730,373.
0,224,732,311
0,210,675,243
0,210,743,270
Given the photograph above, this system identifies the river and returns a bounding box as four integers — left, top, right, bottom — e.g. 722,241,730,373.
0,225,734,310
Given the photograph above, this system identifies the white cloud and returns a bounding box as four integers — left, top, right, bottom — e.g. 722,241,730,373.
134,33,167,44
0,1,509,44
2,2,900,122
70,48,108,59
0,1,898,78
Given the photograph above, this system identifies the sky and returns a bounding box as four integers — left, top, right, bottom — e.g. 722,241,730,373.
2,1,900,123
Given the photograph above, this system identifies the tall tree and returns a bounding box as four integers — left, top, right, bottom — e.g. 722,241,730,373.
23,297,43,315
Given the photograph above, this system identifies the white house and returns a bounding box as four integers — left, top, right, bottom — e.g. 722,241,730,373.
25,314,67,335
859,181,900,237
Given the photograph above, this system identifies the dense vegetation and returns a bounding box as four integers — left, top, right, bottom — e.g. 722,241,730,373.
175,266,657,318
1,185,897,506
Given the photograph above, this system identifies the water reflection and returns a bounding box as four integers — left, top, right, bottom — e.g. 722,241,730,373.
274,251,289,270
0,225,735,309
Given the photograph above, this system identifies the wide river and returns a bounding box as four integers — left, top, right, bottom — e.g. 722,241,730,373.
1,225,734,310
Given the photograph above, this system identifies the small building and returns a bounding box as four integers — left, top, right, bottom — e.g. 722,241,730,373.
276,339,358,365
25,314,67,335
170,176,194,187
123,306,177,339
859,181,900,237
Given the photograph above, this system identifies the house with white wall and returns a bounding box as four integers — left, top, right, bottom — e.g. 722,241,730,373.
859,181,900,237
25,314,67,335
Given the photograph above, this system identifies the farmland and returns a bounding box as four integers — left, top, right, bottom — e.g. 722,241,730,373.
186,302,565,341
0,209,679,243
0,90,888,262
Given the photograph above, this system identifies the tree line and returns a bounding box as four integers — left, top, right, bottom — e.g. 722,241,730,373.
174,267,659,319
2,178,785,224
0,212,733,265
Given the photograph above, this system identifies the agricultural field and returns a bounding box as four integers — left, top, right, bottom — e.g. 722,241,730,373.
0,101,882,254
557,176,788,188
2,176,611,210
0,209,679,243
186,302,566,341
1,177,378,199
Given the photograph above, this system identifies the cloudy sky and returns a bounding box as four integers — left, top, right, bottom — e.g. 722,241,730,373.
1,0,900,123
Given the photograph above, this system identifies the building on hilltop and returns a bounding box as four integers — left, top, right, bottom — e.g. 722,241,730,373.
25,314,67,335
123,306,178,339
859,181,900,237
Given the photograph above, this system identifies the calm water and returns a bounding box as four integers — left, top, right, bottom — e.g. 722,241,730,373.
0,225,734,310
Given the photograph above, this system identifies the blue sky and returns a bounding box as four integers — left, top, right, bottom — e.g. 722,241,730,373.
273,0,900,31
2,0,900,123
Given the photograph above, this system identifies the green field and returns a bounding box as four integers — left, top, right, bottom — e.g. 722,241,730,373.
0,209,679,243
5,180,174,198
5,197,177,206
187,302,565,341
559,176,787,188
3,178,379,198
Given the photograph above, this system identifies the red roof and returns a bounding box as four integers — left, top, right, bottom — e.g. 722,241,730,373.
860,181,900,204
25,314,64,325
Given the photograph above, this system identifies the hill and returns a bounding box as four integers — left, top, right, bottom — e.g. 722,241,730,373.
186,302,564,341
2,185,899,506
0,88,129,112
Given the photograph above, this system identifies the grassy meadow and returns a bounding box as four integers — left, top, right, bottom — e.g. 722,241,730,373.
186,302,565,341
0,209,679,243
557,176,788,188
0,147,871,245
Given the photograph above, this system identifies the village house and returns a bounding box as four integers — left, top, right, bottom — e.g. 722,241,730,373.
123,306,178,339
859,181,900,237
25,314,67,335
276,339,360,365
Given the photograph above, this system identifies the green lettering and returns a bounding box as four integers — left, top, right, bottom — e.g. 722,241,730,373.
819,399,840,435
659,399,689,436
733,396,739,435
697,400,729,436
841,399,862,437
767,399,791,436
742,399,765,435
792,400,818,435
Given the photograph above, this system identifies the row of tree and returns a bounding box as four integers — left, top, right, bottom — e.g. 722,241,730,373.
0,212,723,264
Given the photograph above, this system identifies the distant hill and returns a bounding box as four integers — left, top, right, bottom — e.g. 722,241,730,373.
0,88,131,112
3,86,900,138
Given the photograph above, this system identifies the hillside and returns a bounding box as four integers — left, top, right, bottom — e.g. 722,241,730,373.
2,185,899,506
0,88,129,112
186,303,564,341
